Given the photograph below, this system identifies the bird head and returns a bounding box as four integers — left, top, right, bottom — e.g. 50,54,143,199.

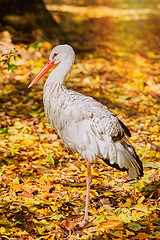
28,44,75,88
49,44,75,65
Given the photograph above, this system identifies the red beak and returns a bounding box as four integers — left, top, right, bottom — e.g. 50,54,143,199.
28,59,55,88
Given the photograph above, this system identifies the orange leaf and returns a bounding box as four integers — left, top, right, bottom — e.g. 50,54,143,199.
97,220,123,230
20,192,33,198
10,183,21,191
132,232,150,239
61,220,76,231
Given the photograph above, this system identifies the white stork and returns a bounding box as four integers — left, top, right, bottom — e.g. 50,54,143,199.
28,44,143,226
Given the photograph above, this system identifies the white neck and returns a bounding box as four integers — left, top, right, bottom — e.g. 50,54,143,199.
44,57,74,89
43,57,74,126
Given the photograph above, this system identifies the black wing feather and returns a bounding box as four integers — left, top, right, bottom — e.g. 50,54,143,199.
111,116,131,142
118,118,131,137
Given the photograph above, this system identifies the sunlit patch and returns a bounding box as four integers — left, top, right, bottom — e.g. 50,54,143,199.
47,4,160,21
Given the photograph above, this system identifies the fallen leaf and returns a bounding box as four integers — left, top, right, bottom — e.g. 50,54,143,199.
46,154,55,165
127,222,142,232
143,160,160,169
0,217,13,227
61,220,76,231
132,232,150,239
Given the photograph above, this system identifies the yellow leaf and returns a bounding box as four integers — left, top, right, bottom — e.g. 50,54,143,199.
124,198,132,207
15,230,30,236
97,220,123,230
32,218,39,223
36,208,48,215
90,189,99,197
38,122,44,129
7,165,17,170
40,133,57,141
137,196,145,204
146,143,151,149
68,163,79,170
106,214,119,221
118,213,131,223
132,204,148,213
12,176,19,184
150,108,156,114
156,152,160,159
14,121,27,129
49,235,56,240
50,205,58,212
43,41,52,49
92,168,100,176
97,215,105,224
104,192,113,196
150,125,159,133
68,235,79,239
98,207,105,213
109,230,123,237
39,143,46,155
0,217,13,226
122,183,132,191
21,139,33,145
125,229,135,236
81,236,90,240
0,227,6,234
92,179,98,184
9,148,19,155
83,229,92,236
3,196,11,202
95,92,100,97
5,170,14,175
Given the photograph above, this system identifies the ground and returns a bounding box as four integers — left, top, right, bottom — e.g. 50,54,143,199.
0,0,160,239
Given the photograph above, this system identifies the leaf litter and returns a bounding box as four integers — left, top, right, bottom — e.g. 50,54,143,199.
0,0,160,239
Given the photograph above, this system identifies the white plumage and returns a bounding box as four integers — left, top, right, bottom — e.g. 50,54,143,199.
29,44,143,226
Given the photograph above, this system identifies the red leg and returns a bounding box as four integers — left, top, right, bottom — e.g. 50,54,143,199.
78,159,92,227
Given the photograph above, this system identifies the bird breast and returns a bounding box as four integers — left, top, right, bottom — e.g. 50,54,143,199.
43,85,124,161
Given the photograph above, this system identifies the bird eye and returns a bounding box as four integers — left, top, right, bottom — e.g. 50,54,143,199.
53,53,58,57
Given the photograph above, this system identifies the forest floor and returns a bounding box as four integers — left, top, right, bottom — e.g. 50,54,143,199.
0,0,160,239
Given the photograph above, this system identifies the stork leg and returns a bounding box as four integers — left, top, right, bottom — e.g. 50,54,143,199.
78,159,92,227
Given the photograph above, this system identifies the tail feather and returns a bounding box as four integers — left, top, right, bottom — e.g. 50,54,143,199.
121,139,143,177
102,138,143,179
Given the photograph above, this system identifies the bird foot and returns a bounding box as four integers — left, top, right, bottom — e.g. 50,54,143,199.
77,218,88,227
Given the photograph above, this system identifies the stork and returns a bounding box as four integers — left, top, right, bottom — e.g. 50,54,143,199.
28,44,143,227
